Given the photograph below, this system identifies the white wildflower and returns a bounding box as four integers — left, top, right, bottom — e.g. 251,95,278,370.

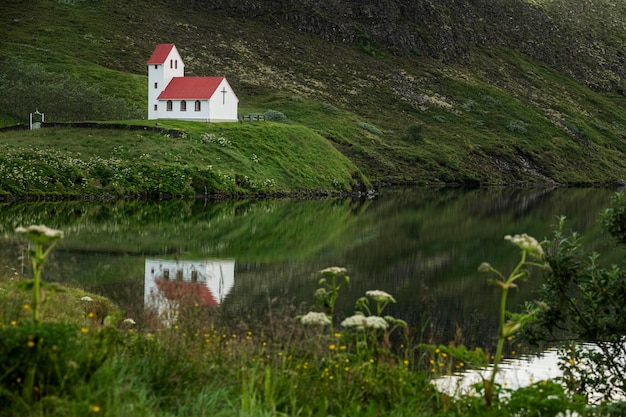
341,314,367,329
80,296,94,302
366,290,396,303
123,318,136,325
365,316,389,330
300,312,331,326
16,225,64,244
319,266,347,275
505,233,544,258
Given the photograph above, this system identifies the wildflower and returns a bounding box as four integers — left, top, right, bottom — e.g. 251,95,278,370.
123,318,136,325
81,327,89,333
364,316,389,330
504,233,544,258
10,321,16,326
329,344,336,351
366,290,396,303
341,314,367,329
478,262,492,272
88,312,95,318
27,340,35,348
23,304,30,310
300,312,331,326
81,296,94,302
319,266,347,275
15,225,64,245
90,405,101,412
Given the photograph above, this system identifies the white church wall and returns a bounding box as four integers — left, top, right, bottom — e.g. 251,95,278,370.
207,79,239,122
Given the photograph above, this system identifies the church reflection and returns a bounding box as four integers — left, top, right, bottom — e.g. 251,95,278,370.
144,258,235,324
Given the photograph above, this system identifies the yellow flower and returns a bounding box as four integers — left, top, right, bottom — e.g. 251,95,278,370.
23,304,30,310
27,340,35,348
88,312,95,318
334,332,342,338
81,327,89,333
329,344,336,350
403,360,409,366
10,320,17,326
90,405,101,412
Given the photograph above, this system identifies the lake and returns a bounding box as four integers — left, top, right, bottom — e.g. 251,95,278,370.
0,187,621,353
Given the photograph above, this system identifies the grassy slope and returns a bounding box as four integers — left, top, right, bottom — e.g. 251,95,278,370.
0,0,625,192
0,119,364,196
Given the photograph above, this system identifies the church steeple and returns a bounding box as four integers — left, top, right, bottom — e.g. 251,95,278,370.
147,44,185,120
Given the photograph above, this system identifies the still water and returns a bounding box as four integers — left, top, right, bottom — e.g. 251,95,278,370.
0,187,621,352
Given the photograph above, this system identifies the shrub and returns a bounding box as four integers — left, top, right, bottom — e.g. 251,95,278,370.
507,120,528,134
322,102,339,113
357,122,382,135
264,109,287,122
405,124,423,142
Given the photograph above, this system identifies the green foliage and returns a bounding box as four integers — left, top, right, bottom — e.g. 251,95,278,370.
0,321,115,407
520,193,626,402
506,380,585,417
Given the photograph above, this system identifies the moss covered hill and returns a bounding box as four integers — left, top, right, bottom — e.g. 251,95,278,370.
1,0,626,196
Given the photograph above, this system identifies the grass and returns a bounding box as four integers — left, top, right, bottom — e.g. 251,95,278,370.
0,257,588,417
0,123,366,197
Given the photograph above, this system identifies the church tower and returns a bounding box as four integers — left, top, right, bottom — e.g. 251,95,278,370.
147,44,185,120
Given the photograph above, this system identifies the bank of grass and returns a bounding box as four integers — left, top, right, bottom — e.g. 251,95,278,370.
0,122,366,197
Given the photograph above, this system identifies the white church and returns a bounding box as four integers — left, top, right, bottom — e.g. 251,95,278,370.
147,44,239,122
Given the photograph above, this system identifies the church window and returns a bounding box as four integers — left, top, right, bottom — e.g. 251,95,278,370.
154,65,158,69
166,100,173,111
175,60,178,69
154,104,158,111
195,100,201,112
180,101,187,112
154,82,158,89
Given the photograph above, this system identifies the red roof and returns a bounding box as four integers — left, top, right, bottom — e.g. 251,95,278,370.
157,77,225,100
155,280,219,307
147,44,176,64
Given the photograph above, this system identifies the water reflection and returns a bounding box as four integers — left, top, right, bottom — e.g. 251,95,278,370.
144,258,235,324
0,187,619,349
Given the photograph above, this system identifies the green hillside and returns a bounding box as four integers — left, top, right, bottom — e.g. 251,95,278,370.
1,0,626,195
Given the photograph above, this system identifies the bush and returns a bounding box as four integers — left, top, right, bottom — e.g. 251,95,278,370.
322,102,339,113
520,192,626,403
405,124,423,142
264,109,287,122
357,122,382,135
507,120,528,134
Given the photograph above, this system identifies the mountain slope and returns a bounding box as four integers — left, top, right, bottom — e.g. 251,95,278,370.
1,0,625,187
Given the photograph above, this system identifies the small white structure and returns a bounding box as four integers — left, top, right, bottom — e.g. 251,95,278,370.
147,44,239,122
144,258,235,325
30,109,44,130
